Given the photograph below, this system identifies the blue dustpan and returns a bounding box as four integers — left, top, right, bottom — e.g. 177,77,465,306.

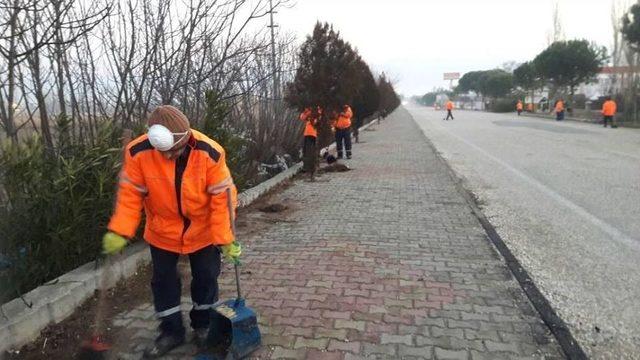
201,264,261,359
195,189,261,359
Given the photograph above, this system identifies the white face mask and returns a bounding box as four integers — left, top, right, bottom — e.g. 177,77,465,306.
147,124,189,151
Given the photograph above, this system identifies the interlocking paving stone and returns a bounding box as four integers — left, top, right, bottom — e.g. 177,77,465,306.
105,108,563,359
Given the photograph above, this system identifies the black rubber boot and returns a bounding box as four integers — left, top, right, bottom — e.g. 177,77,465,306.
192,328,209,348
142,332,185,359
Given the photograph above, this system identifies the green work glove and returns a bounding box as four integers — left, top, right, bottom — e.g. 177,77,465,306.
221,242,242,264
102,232,128,255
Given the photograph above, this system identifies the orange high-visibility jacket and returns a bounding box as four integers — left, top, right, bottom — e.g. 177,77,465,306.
602,100,617,116
446,101,454,110
516,101,523,110
108,130,237,254
300,107,321,138
334,105,353,129
555,101,564,113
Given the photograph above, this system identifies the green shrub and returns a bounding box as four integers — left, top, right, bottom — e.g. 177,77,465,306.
0,122,123,302
202,90,251,191
489,98,517,113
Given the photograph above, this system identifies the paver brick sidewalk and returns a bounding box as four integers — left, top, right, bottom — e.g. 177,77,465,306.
110,108,563,359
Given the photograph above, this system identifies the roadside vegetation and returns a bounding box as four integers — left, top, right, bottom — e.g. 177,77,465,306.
0,1,400,303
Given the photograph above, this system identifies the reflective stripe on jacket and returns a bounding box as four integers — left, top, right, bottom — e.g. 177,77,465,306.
108,130,237,254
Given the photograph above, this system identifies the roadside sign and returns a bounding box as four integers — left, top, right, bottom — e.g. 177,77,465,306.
443,72,460,80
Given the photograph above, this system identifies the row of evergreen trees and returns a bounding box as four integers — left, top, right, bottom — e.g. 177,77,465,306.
285,22,400,146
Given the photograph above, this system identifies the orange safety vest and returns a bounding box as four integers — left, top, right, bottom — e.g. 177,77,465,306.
555,101,564,113
516,102,523,110
446,101,454,110
300,107,321,138
108,130,237,254
334,105,353,129
602,100,617,116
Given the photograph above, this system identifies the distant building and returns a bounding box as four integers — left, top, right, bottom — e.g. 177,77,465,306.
578,66,640,100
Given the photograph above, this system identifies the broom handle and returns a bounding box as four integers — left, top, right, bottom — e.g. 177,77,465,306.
225,187,242,300
93,129,134,336
234,263,241,300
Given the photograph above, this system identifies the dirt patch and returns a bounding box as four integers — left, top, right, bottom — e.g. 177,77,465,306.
318,163,351,173
236,182,299,237
258,203,288,213
6,264,152,360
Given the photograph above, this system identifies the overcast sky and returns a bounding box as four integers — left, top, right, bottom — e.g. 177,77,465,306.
276,0,624,96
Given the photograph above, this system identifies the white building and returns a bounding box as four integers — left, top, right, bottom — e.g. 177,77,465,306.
578,66,638,100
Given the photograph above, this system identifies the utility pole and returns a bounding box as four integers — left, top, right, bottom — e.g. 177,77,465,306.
268,0,279,100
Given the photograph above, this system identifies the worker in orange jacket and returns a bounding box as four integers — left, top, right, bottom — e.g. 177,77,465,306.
527,103,534,113
444,100,454,120
516,100,523,116
554,99,565,121
102,105,241,358
333,105,353,159
299,107,322,175
602,96,618,128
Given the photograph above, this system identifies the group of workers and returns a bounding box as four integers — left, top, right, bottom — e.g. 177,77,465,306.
516,97,618,127
515,100,534,115
299,104,355,175
439,97,618,128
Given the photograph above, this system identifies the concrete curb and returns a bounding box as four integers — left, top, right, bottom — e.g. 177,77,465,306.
519,112,640,128
237,163,303,208
519,112,596,124
0,241,150,355
0,114,384,354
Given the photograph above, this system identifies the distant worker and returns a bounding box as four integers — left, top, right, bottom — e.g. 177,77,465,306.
299,106,322,178
333,104,353,159
516,100,523,116
444,100,454,120
602,96,618,128
527,103,534,112
554,99,565,121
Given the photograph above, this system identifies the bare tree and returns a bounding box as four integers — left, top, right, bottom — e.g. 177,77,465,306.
612,0,639,123
0,0,109,148
546,1,565,46
0,0,301,158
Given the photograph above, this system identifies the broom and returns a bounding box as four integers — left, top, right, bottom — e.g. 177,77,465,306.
79,129,133,359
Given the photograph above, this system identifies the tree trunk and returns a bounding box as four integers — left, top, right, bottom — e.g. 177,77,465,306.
531,89,535,112
4,0,20,143
30,49,54,152
27,6,54,152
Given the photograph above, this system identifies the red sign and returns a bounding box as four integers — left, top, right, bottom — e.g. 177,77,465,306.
443,72,460,80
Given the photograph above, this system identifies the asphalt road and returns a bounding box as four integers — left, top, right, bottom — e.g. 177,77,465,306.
407,105,640,359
